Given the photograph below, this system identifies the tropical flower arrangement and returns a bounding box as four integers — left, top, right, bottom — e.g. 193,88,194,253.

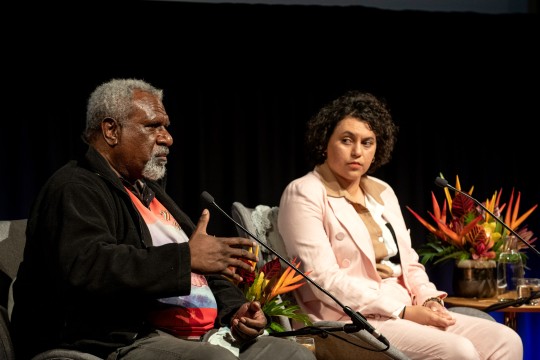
406,174,537,266
232,244,313,332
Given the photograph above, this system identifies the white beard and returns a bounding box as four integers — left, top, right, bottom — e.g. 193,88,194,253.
142,146,168,180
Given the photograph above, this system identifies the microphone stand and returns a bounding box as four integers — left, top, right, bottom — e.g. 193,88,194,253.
434,177,540,258
483,290,540,312
200,191,390,349
263,323,373,338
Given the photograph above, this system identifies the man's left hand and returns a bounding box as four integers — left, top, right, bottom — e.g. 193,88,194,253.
230,301,267,342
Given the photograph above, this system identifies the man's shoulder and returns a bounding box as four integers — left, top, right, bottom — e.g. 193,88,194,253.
39,160,114,200
47,160,99,185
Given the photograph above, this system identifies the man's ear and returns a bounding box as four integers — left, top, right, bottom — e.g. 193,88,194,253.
101,118,119,146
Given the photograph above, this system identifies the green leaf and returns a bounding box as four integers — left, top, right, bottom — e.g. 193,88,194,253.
267,321,287,333
262,297,313,330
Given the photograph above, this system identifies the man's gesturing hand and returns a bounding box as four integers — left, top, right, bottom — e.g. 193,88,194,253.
189,209,257,281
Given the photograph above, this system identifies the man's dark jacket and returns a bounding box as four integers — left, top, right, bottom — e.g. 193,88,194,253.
11,146,246,359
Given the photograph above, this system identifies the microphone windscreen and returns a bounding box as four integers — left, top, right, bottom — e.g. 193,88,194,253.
200,191,215,204
434,177,449,188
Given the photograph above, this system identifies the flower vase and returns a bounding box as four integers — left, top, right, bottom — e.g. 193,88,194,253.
453,259,496,298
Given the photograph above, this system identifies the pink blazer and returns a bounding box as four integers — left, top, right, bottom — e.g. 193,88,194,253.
278,170,446,323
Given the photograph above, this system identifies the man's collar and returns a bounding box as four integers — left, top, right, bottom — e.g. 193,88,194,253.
121,178,155,207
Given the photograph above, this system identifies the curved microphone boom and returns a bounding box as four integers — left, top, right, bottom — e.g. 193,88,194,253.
434,177,540,257
200,191,390,347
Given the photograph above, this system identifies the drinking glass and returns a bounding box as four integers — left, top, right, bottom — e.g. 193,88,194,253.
517,278,540,305
295,336,316,353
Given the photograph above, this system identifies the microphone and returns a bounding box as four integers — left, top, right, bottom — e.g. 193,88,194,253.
434,177,540,257
200,191,390,347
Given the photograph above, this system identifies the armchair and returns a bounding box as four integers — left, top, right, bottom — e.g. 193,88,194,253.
0,219,102,360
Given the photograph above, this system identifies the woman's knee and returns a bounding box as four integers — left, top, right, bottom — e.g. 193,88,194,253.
436,337,479,360
486,325,523,359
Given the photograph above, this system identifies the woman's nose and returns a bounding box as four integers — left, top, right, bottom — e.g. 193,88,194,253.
351,143,362,157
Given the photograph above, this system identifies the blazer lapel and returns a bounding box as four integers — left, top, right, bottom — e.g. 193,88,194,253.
327,197,377,265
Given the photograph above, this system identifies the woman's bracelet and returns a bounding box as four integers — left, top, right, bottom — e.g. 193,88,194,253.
422,297,444,307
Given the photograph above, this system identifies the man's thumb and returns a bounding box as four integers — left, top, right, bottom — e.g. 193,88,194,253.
195,209,210,234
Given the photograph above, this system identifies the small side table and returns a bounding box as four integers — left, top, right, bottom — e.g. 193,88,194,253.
444,296,540,330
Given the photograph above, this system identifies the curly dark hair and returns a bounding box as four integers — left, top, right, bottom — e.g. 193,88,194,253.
304,90,398,174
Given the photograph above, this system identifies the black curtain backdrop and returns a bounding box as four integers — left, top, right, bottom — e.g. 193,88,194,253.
2,1,539,288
